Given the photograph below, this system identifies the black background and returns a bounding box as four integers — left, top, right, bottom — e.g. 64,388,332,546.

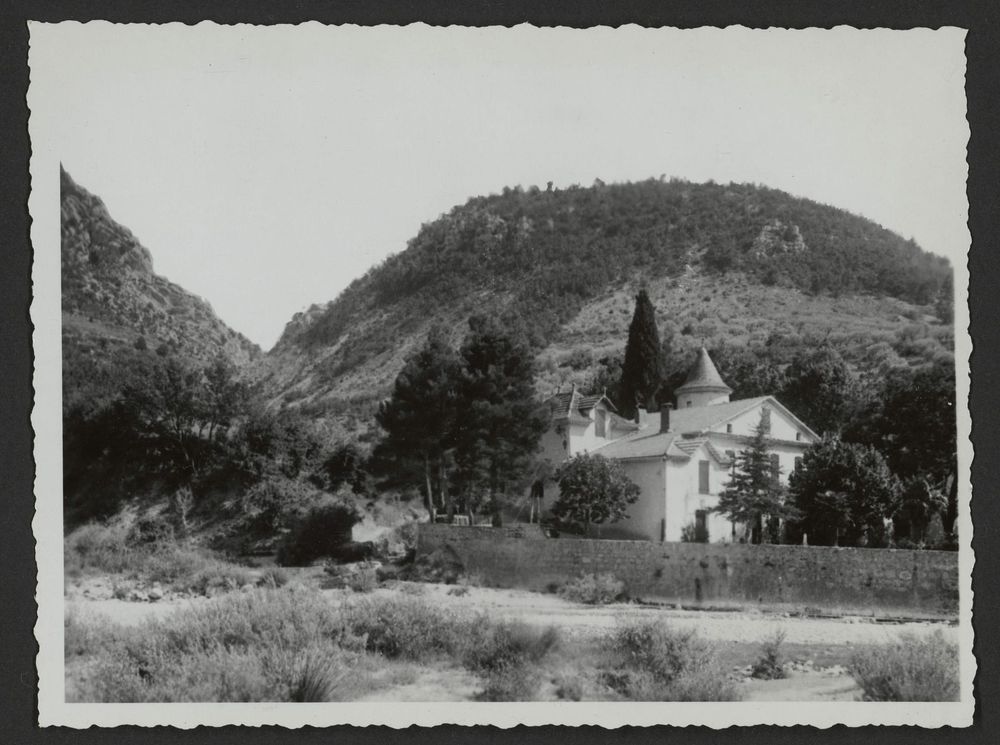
2,1,997,742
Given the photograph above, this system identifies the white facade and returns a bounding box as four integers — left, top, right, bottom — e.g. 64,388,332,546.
541,348,819,543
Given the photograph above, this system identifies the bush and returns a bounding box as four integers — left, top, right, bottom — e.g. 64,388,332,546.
464,621,560,674
277,501,360,566
342,595,471,660
750,629,787,680
849,630,959,701
66,589,367,702
559,573,625,605
605,620,739,701
258,566,290,589
476,663,541,702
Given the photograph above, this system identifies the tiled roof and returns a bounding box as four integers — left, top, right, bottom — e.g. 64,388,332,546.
593,430,678,459
668,396,770,434
676,347,732,394
577,394,617,412
545,389,617,420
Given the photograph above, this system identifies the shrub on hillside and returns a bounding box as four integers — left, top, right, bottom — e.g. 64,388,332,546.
849,631,959,701
559,573,625,605
604,620,738,701
277,501,361,566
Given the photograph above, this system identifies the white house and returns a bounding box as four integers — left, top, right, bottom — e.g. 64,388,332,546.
541,347,819,542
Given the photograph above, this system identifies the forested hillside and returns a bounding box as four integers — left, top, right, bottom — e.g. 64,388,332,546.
61,166,260,367
256,178,952,413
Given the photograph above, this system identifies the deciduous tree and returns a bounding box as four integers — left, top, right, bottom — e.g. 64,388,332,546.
788,435,900,547
551,453,639,536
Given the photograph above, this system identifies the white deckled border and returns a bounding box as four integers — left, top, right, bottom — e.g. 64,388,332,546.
30,21,975,728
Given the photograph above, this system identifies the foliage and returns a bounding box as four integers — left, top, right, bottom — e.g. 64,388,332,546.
558,573,626,604
619,289,666,417
452,313,549,520
551,453,640,535
233,476,323,544
64,515,255,595
849,631,959,701
714,414,797,544
321,443,371,494
342,595,472,660
64,588,367,702
374,325,462,517
604,620,738,701
297,179,951,389
788,435,900,547
750,630,787,680
895,477,948,545
779,347,860,435
464,621,560,673
277,501,361,566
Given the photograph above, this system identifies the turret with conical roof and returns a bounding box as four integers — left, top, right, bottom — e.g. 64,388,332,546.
675,347,732,409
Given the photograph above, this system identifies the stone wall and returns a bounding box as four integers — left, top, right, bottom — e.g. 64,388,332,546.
417,524,959,617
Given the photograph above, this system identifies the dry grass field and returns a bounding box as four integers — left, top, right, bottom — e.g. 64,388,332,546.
64,553,959,704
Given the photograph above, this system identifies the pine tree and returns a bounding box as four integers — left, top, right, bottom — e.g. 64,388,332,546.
715,413,795,544
374,326,462,518
453,313,548,523
619,289,665,419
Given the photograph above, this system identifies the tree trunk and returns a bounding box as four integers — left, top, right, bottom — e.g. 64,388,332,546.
440,460,454,521
424,455,435,521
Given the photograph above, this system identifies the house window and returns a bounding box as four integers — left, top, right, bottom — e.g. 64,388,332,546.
794,456,803,473
686,400,693,408
770,453,780,483
726,423,733,434
760,407,772,434
698,460,710,494
595,409,606,438
795,432,802,442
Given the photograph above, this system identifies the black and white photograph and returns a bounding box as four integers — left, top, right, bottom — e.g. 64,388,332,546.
28,22,973,727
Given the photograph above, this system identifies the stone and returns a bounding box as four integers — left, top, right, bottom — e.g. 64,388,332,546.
148,585,164,601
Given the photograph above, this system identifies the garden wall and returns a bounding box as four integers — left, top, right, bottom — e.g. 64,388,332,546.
417,524,959,617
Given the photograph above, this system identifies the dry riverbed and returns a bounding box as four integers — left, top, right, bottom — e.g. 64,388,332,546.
65,573,956,702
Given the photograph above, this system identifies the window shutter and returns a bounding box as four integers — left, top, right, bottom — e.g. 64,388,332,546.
699,460,710,494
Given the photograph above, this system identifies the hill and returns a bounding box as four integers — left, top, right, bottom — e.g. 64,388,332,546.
253,178,952,415
61,166,260,367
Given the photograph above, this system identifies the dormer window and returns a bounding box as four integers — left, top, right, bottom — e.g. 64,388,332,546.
595,409,606,438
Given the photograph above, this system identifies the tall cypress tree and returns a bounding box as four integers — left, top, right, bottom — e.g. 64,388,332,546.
619,289,665,418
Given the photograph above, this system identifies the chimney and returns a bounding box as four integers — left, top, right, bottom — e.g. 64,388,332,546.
660,403,673,433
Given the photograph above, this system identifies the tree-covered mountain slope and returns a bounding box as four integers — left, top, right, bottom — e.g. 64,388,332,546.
254,178,952,412
61,167,260,367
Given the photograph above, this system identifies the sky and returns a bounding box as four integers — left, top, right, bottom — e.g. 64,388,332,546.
32,24,969,350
